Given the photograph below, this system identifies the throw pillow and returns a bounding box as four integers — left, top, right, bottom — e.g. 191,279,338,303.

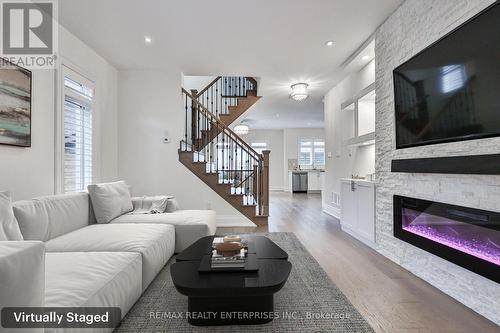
87,181,133,223
0,191,24,241
166,197,180,213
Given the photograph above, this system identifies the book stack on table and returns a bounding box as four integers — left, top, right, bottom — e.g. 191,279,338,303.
210,248,246,269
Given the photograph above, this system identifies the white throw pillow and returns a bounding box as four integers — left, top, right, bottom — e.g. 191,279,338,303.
166,197,180,213
87,181,133,223
0,191,24,241
131,196,178,214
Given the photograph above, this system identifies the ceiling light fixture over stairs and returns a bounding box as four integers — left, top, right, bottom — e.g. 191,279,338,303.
290,83,309,101
234,123,249,136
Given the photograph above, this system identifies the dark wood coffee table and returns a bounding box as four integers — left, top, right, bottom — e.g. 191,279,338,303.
171,236,292,326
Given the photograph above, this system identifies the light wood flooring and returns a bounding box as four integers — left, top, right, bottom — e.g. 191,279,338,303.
218,192,499,333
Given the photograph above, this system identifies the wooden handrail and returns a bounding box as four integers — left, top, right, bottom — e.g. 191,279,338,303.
196,76,257,98
190,97,262,161
245,77,258,90
180,86,268,218
196,76,222,97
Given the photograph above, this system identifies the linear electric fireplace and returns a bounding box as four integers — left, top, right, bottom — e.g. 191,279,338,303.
394,195,500,283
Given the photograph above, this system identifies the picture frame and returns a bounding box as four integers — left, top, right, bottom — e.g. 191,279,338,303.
0,58,32,147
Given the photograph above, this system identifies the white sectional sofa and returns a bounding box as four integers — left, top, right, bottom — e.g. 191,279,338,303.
0,184,216,332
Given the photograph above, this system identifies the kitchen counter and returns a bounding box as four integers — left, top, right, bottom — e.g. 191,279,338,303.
288,170,325,193
341,178,375,185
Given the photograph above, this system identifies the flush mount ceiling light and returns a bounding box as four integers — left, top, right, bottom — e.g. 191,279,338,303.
144,36,152,44
234,123,249,136
290,83,309,101
361,55,370,61
325,40,334,47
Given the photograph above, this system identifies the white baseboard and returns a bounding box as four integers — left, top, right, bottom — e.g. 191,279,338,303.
322,204,340,219
216,215,256,227
269,186,284,192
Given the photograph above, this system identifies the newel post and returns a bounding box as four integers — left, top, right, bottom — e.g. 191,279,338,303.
261,150,270,216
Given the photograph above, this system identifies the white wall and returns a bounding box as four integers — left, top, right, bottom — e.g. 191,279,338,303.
283,128,325,191
323,60,375,217
182,76,217,92
0,26,118,201
244,129,284,191
117,70,248,223
375,0,499,324
0,70,55,201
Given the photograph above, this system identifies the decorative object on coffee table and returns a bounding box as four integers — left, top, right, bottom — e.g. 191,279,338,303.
215,241,243,256
223,235,241,243
171,235,291,326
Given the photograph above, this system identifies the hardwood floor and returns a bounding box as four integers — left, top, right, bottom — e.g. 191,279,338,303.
218,192,499,333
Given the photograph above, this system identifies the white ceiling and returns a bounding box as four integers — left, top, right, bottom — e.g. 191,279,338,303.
58,0,403,129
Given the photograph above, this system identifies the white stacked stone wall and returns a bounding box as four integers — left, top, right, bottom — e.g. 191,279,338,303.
375,0,499,324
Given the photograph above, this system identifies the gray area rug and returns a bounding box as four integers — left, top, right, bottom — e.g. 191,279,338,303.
115,232,374,332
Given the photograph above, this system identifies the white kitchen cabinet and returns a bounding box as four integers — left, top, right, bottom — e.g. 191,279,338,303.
340,179,375,247
340,181,357,230
307,171,324,192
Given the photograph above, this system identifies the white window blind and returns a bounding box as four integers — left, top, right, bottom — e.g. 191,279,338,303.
441,65,465,93
63,73,94,193
299,139,325,167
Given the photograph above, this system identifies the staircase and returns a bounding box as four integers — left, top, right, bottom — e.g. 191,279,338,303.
178,76,269,226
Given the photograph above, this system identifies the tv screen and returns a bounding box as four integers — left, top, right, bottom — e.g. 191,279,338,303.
393,3,500,149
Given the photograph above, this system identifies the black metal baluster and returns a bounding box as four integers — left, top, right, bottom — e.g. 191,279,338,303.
222,132,225,183
224,78,228,115
210,85,213,114
184,92,188,149
215,79,219,117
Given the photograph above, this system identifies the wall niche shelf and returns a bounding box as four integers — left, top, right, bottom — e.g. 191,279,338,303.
341,83,375,147
391,154,500,175
342,132,375,147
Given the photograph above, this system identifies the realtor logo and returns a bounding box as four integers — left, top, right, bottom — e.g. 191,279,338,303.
1,0,58,68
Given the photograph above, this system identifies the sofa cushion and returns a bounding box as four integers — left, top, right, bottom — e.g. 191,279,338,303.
45,252,142,320
0,241,45,332
45,224,175,290
111,210,216,252
88,181,133,224
12,193,93,241
0,191,23,240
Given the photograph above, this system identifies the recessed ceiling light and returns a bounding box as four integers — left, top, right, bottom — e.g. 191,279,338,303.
325,40,334,47
144,36,152,44
361,55,370,61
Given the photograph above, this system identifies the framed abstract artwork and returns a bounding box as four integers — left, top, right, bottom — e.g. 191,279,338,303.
0,59,32,147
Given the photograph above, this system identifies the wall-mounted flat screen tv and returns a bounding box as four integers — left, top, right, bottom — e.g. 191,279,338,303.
393,2,500,149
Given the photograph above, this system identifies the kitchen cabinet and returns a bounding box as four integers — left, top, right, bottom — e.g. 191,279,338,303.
308,171,324,192
340,179,375,247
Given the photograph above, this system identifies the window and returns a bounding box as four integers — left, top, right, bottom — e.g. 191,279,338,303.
251,142,267,154
299,139,325,168
63,71,94,193
441,65,465,93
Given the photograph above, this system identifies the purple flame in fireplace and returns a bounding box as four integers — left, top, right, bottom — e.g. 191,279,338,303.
402,208,500,266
